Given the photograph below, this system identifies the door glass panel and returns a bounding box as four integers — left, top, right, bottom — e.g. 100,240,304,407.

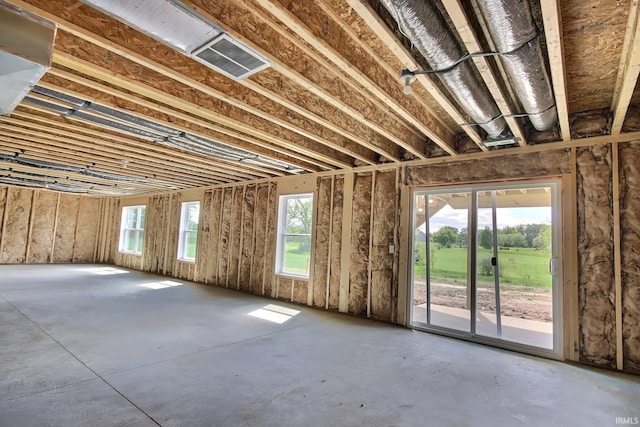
410,182,560,355
475,190,497,337
412,191,471,332
475,187,554,349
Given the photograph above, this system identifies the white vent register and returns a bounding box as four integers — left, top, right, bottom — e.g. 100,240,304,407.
192,34,269,80
79,0,270,80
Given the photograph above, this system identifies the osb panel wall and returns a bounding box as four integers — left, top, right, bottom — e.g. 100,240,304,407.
405,149,572,185
0,186,101,265
576,144,616,368
619,142,640,372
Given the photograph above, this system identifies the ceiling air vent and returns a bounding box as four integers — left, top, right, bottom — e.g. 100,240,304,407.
192,34,270,80
0,1,55,115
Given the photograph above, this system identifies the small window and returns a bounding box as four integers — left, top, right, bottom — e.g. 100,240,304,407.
119,205,146,255
178,201,200,261
276,194,313,278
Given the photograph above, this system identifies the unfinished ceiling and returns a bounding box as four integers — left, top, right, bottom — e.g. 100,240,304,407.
1,0,639,195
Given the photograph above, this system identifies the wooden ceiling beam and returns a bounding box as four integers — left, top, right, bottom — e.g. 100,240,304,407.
10,108,262,182
248,0,456,156
52,47,354,169
0,142,180,192
61,1,386,164
344,0,486,150
45,67,323,173
30,82,285,179
440,0,527,148
1,114,248,183
539,0,571,141
0,128,217,187
186,0,425,160
610,0,640,134
5,0,360,168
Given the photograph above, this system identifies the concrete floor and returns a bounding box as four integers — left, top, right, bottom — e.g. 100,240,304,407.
1,264,639,427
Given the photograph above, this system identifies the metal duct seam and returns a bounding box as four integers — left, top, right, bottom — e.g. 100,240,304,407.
476,0,557,131
381,0,506,138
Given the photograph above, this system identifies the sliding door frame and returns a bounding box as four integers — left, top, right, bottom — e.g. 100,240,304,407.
407,178,564,360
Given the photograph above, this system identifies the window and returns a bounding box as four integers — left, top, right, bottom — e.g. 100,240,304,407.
178,201,200,261
276,194,313,278
119,205,146,255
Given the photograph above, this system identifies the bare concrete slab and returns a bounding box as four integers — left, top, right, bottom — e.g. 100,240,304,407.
1,264,639,426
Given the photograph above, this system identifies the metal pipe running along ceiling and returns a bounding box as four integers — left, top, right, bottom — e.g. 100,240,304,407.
380,0,507,138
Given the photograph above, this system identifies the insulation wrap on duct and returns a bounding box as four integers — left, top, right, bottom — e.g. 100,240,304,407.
476,0,557,131
380,0,506,138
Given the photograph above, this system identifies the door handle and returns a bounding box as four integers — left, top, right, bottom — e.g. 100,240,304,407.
549,257,558,276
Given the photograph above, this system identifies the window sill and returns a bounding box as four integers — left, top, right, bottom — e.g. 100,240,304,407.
276,273,309,281
177,258,196,264
119,251,142,256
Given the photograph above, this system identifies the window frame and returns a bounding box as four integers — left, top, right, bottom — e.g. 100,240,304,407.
119,205,146,255
275,193,314,278
177,201,201,262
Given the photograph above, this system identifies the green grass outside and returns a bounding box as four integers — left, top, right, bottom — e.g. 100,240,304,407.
283,241,310,275
414,246,552,289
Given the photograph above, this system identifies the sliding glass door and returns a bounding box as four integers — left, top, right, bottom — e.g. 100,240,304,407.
410,180,562,357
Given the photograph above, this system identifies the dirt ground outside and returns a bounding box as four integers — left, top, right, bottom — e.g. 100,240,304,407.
412,279,553,322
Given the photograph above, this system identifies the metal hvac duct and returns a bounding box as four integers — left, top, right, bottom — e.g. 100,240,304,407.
380,0,506,138
476,0,557,131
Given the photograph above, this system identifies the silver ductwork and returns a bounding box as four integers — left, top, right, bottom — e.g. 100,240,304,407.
381,0,506,138
476,0,557,131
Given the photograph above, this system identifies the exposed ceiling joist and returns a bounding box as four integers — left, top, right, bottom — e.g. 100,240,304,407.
539,0,571,142
440,0,527,148
44,68,323,174
254,0,456,156
610,0,640,135
344,0,486,150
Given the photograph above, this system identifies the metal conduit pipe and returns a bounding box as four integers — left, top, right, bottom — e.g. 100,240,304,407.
476,0,557,131
380,0,506,138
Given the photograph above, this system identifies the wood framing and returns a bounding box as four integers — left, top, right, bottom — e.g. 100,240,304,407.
610,0,640,134
539,0,571,142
